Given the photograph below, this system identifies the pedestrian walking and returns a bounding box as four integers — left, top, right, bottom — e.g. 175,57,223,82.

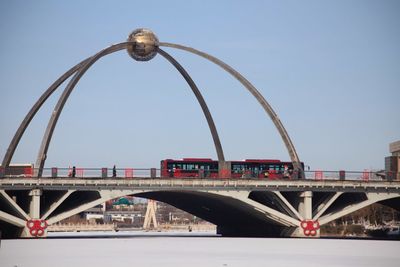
112,165,117,177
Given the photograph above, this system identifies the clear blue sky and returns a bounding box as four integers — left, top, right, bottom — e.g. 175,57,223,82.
0,0,399,171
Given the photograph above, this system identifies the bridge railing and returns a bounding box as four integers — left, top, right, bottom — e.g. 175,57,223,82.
36,167,161,178
0,166,397,181
304,170,387,181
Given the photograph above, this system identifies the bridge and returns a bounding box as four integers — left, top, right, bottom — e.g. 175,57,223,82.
1,28,399,238
1,171,399,238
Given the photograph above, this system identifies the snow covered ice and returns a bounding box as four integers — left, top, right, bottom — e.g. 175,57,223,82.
1,232,399,267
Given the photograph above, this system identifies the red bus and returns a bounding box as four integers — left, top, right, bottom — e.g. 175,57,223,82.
160,158,302,179
0,164,34,177
161,158,219,178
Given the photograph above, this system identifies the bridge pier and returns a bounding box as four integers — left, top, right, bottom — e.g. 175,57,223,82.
29,189,41,219
289,191,320,238
298,191,313,219
21,189,49,238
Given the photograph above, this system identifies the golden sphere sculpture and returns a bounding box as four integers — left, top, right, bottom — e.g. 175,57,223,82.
127,28,159,61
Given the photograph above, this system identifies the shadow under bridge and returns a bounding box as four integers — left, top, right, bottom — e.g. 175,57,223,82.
135,190,285,237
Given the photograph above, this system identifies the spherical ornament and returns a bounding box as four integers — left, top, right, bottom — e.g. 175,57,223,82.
127,28,159,61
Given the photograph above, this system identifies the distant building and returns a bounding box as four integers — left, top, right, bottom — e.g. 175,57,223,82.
385,140,400,180
104,210,143,224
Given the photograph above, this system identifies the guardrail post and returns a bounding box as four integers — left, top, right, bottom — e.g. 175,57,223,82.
51,167,58,178
314,170,323,180
125,168,133,179
362,170,370,181
339,170,345,180
102,168,108,178
150,168,156,178
76,168,84,178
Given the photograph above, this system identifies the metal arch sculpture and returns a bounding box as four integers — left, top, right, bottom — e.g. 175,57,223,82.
157,48,224,163
1,56,91,169
2,28,302,177
34,43,225,176
2,30,225,177
159,42,303,175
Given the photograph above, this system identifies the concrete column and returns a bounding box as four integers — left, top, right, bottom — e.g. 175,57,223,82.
291,191,320,237
298,191,313,219
21,189,44,238
29,189,42,219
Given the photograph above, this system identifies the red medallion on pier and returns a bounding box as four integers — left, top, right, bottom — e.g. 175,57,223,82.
300,220,320,236
26,219,48,237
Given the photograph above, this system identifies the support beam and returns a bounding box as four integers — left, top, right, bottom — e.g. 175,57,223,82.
0,210,26,227
46,190,141,225
41,190,75,220
318,193,398,225
0,190,30,220
215,191,299,227
47,197,109,225
273,191,303,221
313,192,343,221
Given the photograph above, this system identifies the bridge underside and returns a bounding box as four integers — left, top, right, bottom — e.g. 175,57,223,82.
135,191,285,237
0,180,399,238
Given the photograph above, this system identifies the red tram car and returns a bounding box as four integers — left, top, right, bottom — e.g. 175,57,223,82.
161,158,302,179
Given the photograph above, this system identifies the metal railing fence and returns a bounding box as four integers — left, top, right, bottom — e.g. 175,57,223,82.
0,166,398,182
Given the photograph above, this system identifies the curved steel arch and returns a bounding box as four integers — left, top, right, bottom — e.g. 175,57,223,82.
1,57,92,168
158,49,224,162
160,42,303,174
35,42,129,176
1,44,131,170
3,37,302,177
28,42,224,177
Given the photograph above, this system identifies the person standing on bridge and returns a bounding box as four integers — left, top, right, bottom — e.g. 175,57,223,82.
283,165,290,179
68,166,72,177
112,165,117,178
72,166,76,178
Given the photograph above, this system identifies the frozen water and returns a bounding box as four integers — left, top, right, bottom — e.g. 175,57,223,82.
1,232,399,267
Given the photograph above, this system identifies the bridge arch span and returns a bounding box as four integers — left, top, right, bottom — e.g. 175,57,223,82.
41,189,287,237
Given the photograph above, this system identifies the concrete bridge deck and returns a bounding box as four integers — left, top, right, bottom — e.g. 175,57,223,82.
1,177,399,193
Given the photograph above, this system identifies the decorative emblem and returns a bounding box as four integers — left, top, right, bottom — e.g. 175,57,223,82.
300,220,320,236
26,219,48,237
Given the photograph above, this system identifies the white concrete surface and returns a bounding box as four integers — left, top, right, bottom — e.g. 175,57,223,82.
0,233,399,267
